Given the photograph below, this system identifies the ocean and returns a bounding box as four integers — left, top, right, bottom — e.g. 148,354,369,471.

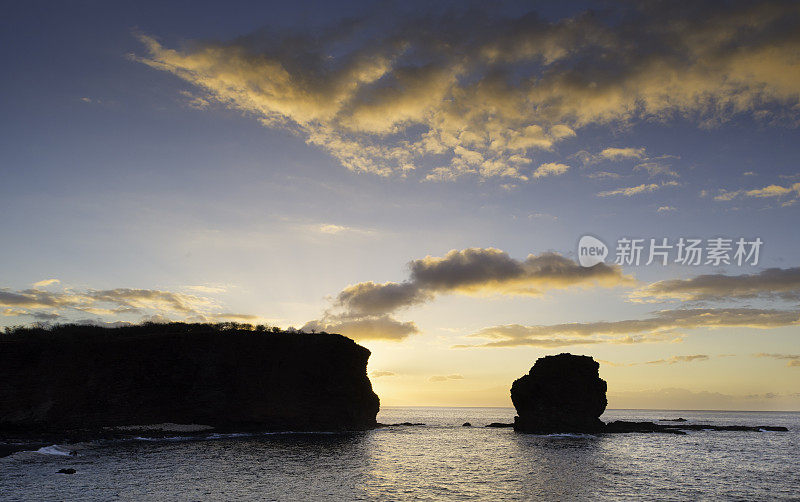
1,407,798,501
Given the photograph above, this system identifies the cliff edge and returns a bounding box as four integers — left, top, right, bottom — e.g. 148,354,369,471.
0,323,379,432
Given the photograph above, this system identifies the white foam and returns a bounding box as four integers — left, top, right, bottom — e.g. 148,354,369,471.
34,445,73,456
133,436,193,442
111,423,213,432
206,432,256,439
544,433,596,439
131,430,343,443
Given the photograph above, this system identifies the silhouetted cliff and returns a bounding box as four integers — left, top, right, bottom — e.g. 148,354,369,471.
0,323,379,432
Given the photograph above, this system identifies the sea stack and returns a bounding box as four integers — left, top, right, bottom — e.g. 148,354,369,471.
0,324,380,432
511,353,607,433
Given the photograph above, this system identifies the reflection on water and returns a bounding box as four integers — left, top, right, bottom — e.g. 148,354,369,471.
508,433,603,500
1,408,798,501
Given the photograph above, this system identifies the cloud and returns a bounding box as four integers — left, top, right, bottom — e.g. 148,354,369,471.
714,189,741,201
178,90,211,109
0,286,218,321
32,279,60,288
599,147,645,160
2,308,28,316
209,313,260,321
0,289,89,309
86,288,213,313
587,171,621,179
371,370,396,378
302,314,418,341
532,162,570,178
581,148,678,179
754,353,800,367
429,374,464,382
305,247,630,342
634,161,678,177
2,308,60,320
714,182,800,202
410,248,630,295
608,387,800,411
463,307,800,348
342,249,632,309
336,281,430,316
601,355,716,367
134,1,800,181
657,206,676,212
644,354,709,365
317,224,350,234
0,284,260,326
597,181,678,197
745,183,800,198
312,223,376,235
184,284,228,294
633,267,800,302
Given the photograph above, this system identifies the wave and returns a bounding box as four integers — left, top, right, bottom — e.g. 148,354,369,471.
34,445,73,456
131,430,345,443
543,433,596,439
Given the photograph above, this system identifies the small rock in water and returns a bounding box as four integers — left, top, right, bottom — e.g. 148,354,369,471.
462,422,472,427
485,422,514,428
57,468,76,475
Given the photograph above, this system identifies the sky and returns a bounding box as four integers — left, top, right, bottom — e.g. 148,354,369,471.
1,0,799,410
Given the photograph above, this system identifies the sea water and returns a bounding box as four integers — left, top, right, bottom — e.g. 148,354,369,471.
1,408,798,501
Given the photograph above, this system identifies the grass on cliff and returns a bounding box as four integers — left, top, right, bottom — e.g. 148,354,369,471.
0,322,334,342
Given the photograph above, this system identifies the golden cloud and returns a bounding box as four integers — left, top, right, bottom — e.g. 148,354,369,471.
463,308,800,348
0,285,255,325
632,267,800,302
599,147,645,160
597,181,679,197
134,1,800,181
754,353,800,367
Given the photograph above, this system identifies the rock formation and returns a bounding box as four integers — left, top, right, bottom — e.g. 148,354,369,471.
509,353,788,434
511,353,607,433
0,324,380,432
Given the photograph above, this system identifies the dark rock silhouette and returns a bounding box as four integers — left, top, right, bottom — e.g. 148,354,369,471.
485,422,514,428
604,421,686,434
511,353,607,433
509,353,787,435
57,468,76,474
604,420,787,433
0,323,379,432
462,422,471,427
